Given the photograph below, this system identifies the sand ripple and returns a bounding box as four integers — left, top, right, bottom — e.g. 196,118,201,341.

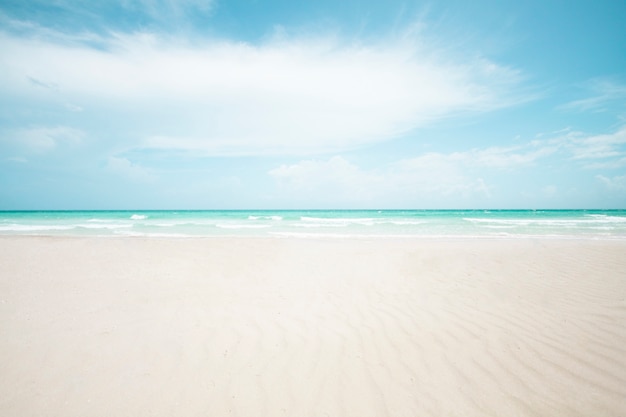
1,238,625,416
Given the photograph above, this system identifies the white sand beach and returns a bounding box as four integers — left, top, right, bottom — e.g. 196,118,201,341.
1,237,625,416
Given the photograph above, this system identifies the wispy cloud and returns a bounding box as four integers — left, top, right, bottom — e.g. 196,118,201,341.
269,156,382,203
267,127,626,206
106,156,156,182
27,76,58,90
0,0,215,35
123,0,215,20
268,140,556,205
1,126,84,152
596,174,626,191
559,126,626,168
0,22,526,156
448,144,557,169
269,153,493,206
560,78,626,113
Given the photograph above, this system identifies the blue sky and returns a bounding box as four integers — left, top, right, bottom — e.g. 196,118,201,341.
1,0,625,209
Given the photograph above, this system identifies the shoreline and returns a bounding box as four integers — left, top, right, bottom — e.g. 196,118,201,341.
2,233,626,241
2,209,626,241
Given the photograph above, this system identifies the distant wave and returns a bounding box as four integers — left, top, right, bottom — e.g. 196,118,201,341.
1,210,625,239
248,215,283,221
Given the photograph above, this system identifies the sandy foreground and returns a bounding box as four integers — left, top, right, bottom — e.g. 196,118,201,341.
0,237,625,417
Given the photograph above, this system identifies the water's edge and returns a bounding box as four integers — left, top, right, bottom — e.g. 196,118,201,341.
1,210,625,239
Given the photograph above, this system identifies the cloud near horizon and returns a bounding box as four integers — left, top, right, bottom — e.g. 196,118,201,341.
0,22,525,156
269,154,492,206
268,126,626,206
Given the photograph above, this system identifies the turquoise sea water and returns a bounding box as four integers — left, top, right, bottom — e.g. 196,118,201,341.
1,210,626,239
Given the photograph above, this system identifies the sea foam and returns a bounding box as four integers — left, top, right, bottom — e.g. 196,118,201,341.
248,215,283,221
216,223,272,229
0,224,74,231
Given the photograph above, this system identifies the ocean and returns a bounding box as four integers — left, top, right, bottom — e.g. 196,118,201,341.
1,210,625,239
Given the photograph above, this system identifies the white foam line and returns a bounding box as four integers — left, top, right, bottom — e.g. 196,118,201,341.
0,224,74,231
300,216,375,225
215,224,272,229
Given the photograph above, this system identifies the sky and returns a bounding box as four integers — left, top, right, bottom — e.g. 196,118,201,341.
0,0,625,209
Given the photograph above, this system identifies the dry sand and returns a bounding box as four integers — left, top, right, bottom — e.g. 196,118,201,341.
1,237,625,416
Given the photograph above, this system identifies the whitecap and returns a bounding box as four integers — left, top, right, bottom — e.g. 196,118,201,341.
130,214,147,220
300,216,375,225
387,220,426,226
0,224,74,231
248,215,283,221
293,222,347,228
77,223,132,230
585,214,626,222
114,230,190,237
215,223,272,229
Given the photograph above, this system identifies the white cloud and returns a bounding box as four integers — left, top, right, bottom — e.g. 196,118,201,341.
268,136,564,201
395,141,556,171
470,145,557,168
268,138,568,205
0,0,215,32
391,152,503,198
270,156,380,202
562,126,626,164
583,157,626,170
528,125,626,169
1,126,84,152
27,76,58,90
65,103,83,112
121,0,214,17
572,128,626,159
596,174,626,191
391,152,482,196
106,156,156,182
0,26,525,156
560,78,626,112
269,152,495,205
